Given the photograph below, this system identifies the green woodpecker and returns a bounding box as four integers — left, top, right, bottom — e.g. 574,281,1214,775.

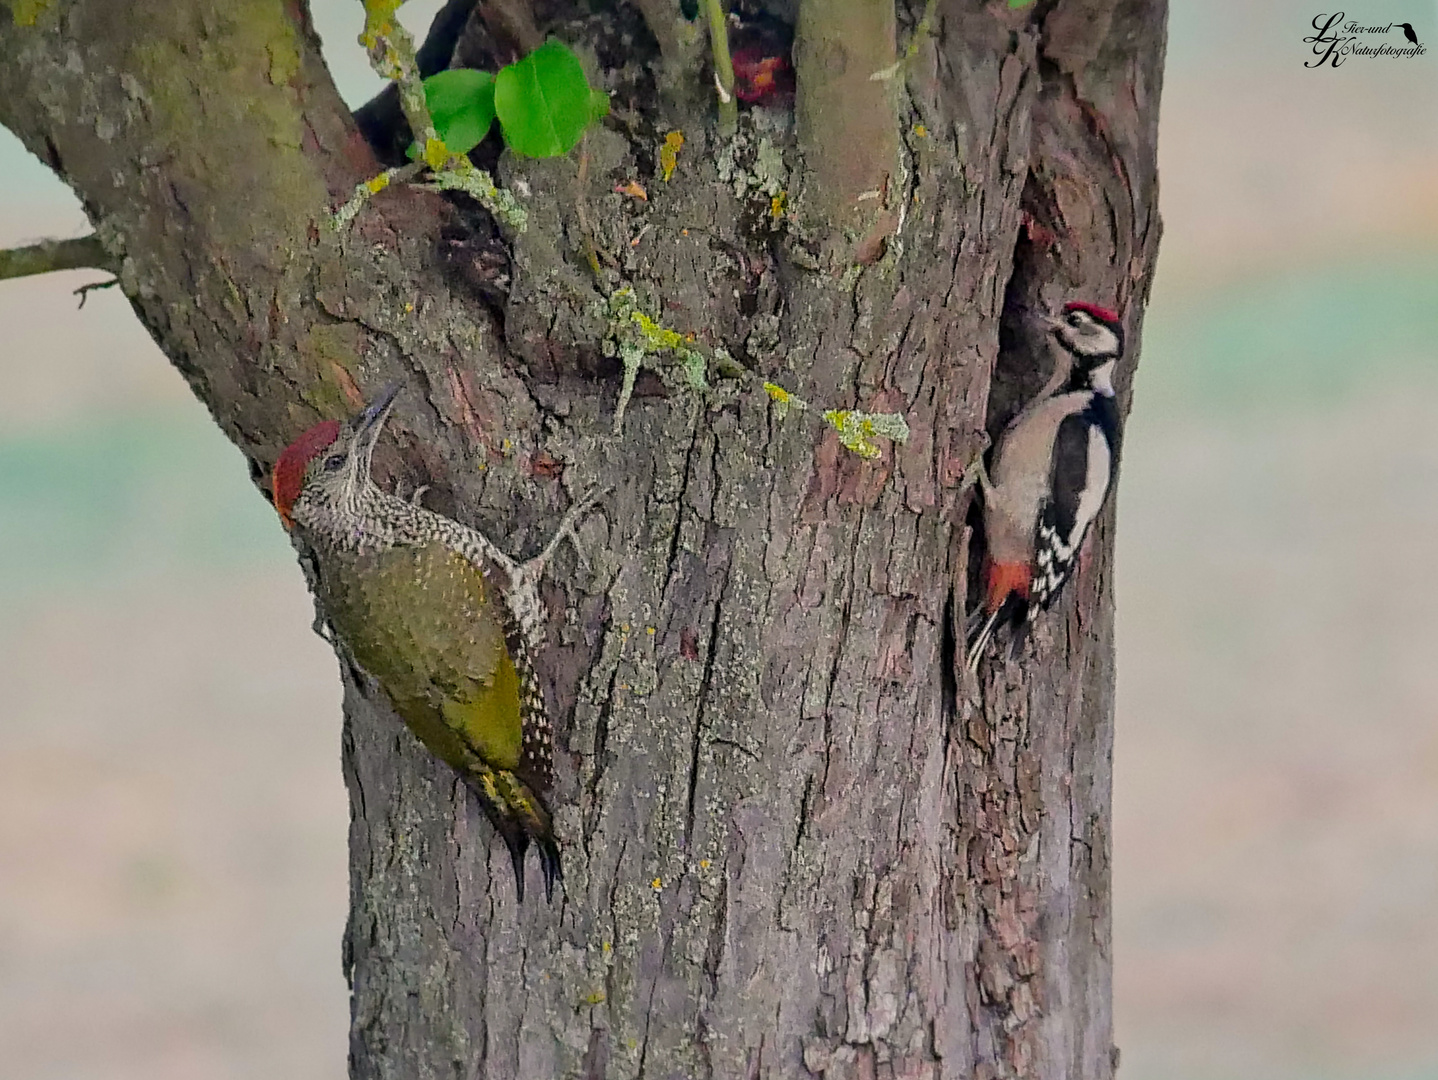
271,385,594,902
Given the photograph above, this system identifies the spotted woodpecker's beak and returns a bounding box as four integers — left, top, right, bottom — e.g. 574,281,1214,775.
1041,313,1066,334
351,382,402,473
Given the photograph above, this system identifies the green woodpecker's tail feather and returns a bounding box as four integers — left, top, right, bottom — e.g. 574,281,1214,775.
467,768,562,903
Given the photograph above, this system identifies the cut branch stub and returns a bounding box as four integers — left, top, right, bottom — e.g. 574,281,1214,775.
794,0,899,238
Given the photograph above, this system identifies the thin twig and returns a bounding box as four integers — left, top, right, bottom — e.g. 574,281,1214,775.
74,278,120,308
333,160,426,227
346,0,526,230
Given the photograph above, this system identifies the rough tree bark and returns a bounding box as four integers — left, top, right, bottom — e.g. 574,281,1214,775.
0,0,1164,1076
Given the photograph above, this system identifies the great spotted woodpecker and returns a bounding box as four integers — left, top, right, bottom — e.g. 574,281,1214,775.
965,301,1124,671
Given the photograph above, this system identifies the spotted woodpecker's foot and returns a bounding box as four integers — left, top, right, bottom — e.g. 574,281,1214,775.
959,451,994,499
409,484,430,507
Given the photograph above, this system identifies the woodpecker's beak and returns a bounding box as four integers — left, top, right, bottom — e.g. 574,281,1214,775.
1041,313,1066,334
357,382,402,432
351,382,402,469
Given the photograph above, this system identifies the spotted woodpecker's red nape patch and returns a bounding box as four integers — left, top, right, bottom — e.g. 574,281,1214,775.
1064,300,1122,325
272,419,340,529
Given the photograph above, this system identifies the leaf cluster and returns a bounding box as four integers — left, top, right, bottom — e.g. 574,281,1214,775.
422,40,610,160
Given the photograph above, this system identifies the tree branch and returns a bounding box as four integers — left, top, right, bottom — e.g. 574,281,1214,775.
703,0,737,135
0,235,119,282
794,0,899,237
355,0,479,162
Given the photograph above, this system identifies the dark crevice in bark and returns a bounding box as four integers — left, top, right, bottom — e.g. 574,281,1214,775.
939,588,959,735
585,664,621,825
991,171,1059,436
685,571,728,845
581,1025,609,1080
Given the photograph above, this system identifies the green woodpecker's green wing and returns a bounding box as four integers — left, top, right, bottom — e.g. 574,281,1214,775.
317,541,523,773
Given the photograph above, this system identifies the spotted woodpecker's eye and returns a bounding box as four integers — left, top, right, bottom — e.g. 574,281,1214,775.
323,453,346,472
1066,312,1084,327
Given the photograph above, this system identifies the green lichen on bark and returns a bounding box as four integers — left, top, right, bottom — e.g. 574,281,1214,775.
8,0,53,27
126,4,327,257
603,287,710,434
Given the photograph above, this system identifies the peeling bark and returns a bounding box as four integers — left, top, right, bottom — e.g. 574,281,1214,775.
0,0,1164,1076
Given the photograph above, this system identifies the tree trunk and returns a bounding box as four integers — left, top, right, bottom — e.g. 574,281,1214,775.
0,0,1164,1076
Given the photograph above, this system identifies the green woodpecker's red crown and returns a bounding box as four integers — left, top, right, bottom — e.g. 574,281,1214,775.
272,419,340,529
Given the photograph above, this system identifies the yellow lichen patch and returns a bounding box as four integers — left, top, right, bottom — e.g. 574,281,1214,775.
360,0,403,48
770,192,787,219
659,131,684,182
913,124,928,138
11,0,52,26
366,172,392,195
630,310,684,351
823,409,911,460
422,137,450,170
651,877,663,890
584,990,606,1005
267,33,301,86
763,382,793,406
763,381,808,422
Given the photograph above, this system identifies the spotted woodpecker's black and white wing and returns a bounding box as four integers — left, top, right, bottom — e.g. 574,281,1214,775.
1032,399,1119,608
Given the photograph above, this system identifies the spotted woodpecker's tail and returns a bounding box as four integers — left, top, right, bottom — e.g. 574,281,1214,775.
965,592,1029,673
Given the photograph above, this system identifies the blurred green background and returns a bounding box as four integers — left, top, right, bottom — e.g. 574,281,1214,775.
2,2,1436,1077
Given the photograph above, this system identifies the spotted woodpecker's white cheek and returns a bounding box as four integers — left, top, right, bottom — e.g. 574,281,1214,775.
1089,359,1116,396
1091,326,1120,358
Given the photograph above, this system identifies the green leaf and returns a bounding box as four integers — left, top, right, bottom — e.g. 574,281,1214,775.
494,40,606,159
590,88,611,122
422,68,496,155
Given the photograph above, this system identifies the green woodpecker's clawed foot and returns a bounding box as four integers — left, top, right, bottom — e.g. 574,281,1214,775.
498,831,563,905
523,487,606,579
500,489,606,648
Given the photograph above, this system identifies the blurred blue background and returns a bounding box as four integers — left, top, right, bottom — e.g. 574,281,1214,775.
2,2,1436,1077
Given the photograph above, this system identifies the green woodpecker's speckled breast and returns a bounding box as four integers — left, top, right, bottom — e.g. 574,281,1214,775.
314,539,525,778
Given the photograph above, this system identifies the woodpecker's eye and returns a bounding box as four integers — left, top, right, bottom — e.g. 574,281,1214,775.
1067,312,1085,327
323,453,346,472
